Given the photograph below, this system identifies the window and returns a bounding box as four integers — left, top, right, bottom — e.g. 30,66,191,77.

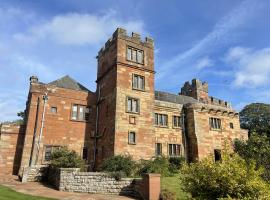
82,147,88,160
128,131,136,144
51,106,57,113
71,105,90,121
155,143,162,156
127,46,144,64
214,149,221,162
229,123,234,129
132,74,145,90
44,146,61,161
209,117,221,130
173,116,181,128
168,144,181,156
127,97,139,113
154,113,168,127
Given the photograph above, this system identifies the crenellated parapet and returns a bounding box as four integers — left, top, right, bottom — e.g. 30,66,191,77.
185,102,239,118
208,96,231,109
98,27,154,57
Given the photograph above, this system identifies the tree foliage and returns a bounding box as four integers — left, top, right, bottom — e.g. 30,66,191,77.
180,151,270,200
50,147,84,169
240,103,270,136
234,133,270,181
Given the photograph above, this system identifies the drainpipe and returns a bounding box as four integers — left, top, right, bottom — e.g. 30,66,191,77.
29,97,40,166
93,86,101,170
182,112,188,161
35,93,48,165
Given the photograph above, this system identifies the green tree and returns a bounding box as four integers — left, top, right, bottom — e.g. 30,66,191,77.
240,103,270,136
180,151,270,200
234,133,270,181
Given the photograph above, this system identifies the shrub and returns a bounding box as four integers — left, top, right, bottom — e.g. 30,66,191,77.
137,156,171,177
100,155,136,177
168,157,185,174
50,147,84,169
234,133,270,181
180,151,270,200
160,189,176,200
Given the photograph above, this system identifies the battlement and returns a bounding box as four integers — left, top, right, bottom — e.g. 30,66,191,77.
98,27,154,57
208,96,231,109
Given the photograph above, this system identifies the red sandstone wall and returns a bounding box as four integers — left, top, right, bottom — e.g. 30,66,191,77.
0,124,25,175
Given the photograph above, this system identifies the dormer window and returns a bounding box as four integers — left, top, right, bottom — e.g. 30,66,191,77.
127,46,144,64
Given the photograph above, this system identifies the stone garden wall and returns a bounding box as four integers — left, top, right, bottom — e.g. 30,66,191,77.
49,168,160,200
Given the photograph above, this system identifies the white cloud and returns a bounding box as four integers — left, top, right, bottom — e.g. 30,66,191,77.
225,47,270,87
157,0,260,79
196,56,214,69
14,11,146,45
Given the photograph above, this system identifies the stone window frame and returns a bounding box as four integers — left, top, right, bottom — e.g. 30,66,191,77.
128,131,136,145
51,106,57,114
172,115,181,128
155,143,162,156
209,117,222,131
168,144,181,157
126,96,140,114
126,45,144,65
70,104,90,122
229,122,234,129
132,74,145,91
154,113,168,128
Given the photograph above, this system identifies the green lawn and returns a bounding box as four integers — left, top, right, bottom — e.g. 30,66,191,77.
161,175,190,200
0,185,56,200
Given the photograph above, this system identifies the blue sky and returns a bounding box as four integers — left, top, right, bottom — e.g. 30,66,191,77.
1,0,270,121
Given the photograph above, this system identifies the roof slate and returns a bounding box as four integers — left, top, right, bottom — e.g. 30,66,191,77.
49,75,90,92
155,91,197,105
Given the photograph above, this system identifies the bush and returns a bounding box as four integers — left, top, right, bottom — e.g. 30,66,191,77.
137,156,171,177
100,155,136,177
160,189,176,200
168,157,185,174
180,151,270,200
50,147,84,169
234,133,270,181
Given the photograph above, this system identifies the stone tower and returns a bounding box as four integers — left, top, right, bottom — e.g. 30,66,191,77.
180,79,209,103
95,28,155,166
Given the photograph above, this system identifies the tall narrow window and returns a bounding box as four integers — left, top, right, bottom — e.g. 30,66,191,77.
127,97,139,113
209,118,221,130
173,116,181,127
214,149,221,162
229,123,234,129
82,147,88,160
128,131,136,144
155,143,162,156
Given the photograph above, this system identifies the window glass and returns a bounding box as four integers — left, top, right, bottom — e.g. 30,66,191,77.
128,132,136,144
168,144,181,156
72,105,77,120
155,143,162,156
127,48,132,60
51,107,57,113
210,118,221,130
78,106,84,120
127,97,139,113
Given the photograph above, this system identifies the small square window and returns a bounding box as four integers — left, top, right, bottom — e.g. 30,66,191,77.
209,118,221,130
129,116,136,124
51,107,57,113
128,131,136,144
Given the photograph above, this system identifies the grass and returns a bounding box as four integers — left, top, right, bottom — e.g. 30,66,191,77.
0,185,56,200
161,175,190,200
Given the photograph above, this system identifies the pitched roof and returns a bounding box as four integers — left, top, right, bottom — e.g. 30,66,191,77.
155,91,197,104
49,75,90,92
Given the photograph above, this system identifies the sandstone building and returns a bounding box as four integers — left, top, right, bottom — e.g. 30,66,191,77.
0,28,248,176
